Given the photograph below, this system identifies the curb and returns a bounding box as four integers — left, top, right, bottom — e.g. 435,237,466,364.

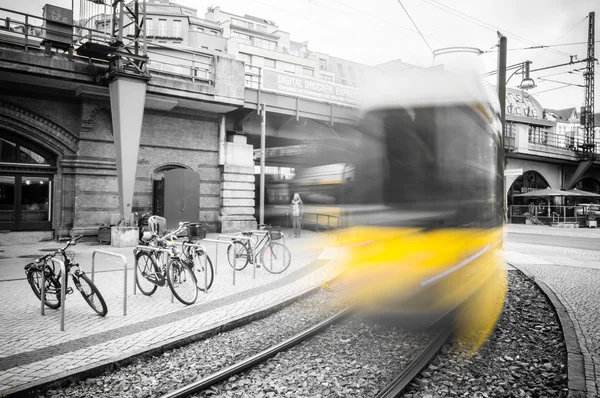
3,265,345,397
507,261,586,397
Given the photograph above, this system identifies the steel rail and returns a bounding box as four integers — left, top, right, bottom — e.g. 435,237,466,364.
159,305,354,398
374,320,453,398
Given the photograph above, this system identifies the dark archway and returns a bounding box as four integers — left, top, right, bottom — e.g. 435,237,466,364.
151,164,191,217
574,177,600,194
507,170,551,207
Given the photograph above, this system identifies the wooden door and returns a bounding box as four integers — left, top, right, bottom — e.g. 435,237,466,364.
164,169,200,229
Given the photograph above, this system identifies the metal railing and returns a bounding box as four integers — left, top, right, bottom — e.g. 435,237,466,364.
303,213,342,232
40,258,67,331
91,250,128,316
526,129,599,155
0,6,214,83
508,205,592,224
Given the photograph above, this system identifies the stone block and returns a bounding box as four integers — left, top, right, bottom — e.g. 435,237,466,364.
222,173,255,183
222,198,254,207
221,206,255,216
222,190,254,199
221,181,254,191
224,142,253,168
221,219,257,233
224,164,254,175
111,226,139,248
199,210,220,222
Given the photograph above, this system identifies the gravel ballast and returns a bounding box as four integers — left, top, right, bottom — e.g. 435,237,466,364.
402,270,568,398
30,269,568,398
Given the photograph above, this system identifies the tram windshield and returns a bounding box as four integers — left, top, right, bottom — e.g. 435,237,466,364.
296,104,503,228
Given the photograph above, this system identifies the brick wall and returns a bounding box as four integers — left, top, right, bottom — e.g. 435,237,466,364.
0,95,222,235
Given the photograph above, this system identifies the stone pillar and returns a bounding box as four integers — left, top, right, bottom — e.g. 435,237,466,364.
220,134,257,232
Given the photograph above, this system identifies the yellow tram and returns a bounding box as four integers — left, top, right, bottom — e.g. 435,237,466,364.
300,69,507,350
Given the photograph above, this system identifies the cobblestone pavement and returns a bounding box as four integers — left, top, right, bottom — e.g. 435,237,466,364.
506,240,600,398
0,228,343,396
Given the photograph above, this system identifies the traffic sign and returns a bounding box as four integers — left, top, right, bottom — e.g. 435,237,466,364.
504,168,523,177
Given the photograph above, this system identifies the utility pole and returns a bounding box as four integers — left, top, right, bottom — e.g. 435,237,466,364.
497,33,508,223
581,11,595,160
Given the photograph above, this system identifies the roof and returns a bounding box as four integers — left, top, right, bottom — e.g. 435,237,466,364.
545,107,578,121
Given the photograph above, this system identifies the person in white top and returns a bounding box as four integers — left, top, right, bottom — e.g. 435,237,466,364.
290,193,304,238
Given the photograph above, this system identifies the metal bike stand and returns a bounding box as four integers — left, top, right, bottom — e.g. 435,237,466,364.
134,245,176,303
179,241,210,294
214,234,255,280
40,258,66,330
91,250,128,316
202,238,240,285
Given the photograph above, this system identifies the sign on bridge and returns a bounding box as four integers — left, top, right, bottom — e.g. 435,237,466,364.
261,69,362,107
504,168,523,177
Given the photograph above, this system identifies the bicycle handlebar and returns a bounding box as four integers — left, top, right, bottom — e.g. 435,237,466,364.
34,234,83,263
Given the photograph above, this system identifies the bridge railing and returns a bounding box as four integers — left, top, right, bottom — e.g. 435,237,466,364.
0,6,214,84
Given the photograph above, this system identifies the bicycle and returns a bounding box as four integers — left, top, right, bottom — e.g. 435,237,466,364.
227,224,291,274
134,217,213,305
24,235,108,317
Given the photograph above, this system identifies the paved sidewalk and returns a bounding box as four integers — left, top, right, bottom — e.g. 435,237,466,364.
505,242,600,398
506,223,600,238
0,228,342,396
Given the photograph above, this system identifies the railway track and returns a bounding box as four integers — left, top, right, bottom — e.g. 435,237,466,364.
160,307,453,398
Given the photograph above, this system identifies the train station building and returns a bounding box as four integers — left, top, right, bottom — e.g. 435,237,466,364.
0,0,599,238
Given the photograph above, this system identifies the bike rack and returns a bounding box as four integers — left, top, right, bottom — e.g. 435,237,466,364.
91,250,128,316
40,257,67,331
214,235,255,281
177,241,210,294
133,245,177,303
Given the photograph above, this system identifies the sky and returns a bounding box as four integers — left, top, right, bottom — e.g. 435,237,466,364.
4,0,600,111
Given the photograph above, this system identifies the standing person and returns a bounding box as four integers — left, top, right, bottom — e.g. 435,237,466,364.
290,193,304,238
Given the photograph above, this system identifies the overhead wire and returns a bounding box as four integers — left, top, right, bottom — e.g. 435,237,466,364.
531,84,579,95
418,0,574,59
396,0,434,55
482,40,600,53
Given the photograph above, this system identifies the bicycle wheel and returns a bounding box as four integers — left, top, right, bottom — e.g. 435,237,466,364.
74,273,108,317
26,265,62,309
167,259,198,305
227,240,249,271
260,242,291,274
193,254,214,292
135,251,159,296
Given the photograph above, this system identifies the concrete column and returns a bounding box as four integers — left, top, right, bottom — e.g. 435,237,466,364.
108,76,147,224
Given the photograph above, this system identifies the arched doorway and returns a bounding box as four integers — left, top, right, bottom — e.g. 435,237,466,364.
574,177,600,194
507,170,550,211
0,134,57,231
152,164,199,229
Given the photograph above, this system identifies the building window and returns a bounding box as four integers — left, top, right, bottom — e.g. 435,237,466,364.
319,58,327,71
256,24,267,32
196,26,204,31
232,31,251,41
232,18,254,30
146,18,153,36
337,63,345,77
158,19,167,36
210,30,218,35
281,62,296,73
253,37,277,50
302,67,314,77
239,52,252,65
264,58,276,68
341,78,347,85
173,20,181,37
321,75,333,82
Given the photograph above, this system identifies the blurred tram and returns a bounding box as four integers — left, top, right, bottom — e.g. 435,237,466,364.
283,69,507,350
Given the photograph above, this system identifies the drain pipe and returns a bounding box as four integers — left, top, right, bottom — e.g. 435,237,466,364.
218,114,226,165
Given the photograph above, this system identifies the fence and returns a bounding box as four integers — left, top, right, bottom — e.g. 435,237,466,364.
0,6,214,83
508,205,599,226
